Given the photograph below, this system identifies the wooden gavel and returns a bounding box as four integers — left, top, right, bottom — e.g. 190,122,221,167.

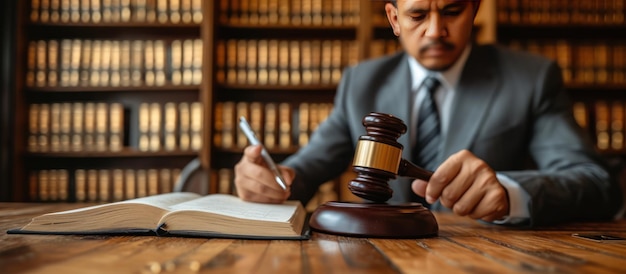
349,112,433,202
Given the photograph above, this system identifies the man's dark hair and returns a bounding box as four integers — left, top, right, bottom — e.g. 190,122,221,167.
388,0,479,6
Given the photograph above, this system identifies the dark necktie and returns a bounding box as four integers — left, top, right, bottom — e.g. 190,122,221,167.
414,76,442,171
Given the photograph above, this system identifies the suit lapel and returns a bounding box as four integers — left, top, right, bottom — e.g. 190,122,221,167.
443,46,500,158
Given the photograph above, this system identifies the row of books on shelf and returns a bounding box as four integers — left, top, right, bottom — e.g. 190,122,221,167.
30,0,203,24
26,38,202,88
496,0,625,25
30,166,339,211
506,40,626,85
29,102,123,152
216,39,359,86
138,101,203,152
370,39,402,59
29,168,182,202
214,101,332,150
28,101,202,153
218,0,360,26
574,100,626,151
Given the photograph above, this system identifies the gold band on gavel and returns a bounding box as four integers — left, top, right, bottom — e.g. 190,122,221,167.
352,140,402,174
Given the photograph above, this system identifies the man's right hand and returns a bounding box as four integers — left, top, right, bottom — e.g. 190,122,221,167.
234,145,294,203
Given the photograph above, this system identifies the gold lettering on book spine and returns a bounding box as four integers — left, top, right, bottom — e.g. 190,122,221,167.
352,140,401,174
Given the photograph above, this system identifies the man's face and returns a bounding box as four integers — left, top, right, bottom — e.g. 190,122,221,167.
386,0,478,71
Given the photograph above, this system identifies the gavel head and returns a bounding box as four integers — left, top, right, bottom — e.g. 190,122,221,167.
349,112,407,202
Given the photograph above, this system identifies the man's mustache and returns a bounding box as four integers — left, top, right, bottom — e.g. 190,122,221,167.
420,41,455,53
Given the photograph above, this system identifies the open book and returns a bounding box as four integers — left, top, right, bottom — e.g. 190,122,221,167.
10,193,309,240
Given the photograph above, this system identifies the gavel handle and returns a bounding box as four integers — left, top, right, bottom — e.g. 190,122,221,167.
398,159,433,181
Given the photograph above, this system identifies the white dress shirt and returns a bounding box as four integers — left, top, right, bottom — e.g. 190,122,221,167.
407,45,530,224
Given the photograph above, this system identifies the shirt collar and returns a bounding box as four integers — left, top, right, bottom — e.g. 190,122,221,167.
407,45,472,92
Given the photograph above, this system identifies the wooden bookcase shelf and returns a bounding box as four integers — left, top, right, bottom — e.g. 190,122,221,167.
7,0,508,203
494,1,626,158
10,0,213,202
25,85,201,93
25,149,197,158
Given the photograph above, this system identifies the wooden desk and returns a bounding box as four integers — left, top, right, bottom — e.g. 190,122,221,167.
2,203,626,273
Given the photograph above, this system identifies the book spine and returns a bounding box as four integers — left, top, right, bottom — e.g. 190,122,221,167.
147,169,158,195
50,103,61,152
149,102,162,151
160,168,172,193
611,101,625,150
125,169,136,200
180,0,192,23
220,101,235,149
98,169,111,202
136,169,148,197
46,40,59,87
87,169,98,202
35,40,47,87
191,0,202,23
163,102,178,151
178,102,191,150
83,102,95,150
169,0,181,23
28,104,40,152
217,168,233,194
60,103,72,151
289,40,301,85
154,40,166,86
595,101,610,151
71,102,84,151
190,102,203,151
75,169,86,202
225,40,237,84
38,170,49,201
182,39,194,85
38,103,50,152
278,40,289,85
264,103,277,149
236,101,249,148
110,41,121,87
278,102,291,149
297,102,309,146
192,39,203,85
94,102,109,151
247,40,258,85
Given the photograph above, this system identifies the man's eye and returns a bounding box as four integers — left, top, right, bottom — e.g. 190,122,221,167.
442,9,462,16
410,15,426,21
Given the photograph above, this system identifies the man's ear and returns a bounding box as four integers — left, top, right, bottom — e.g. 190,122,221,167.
385,3,400,36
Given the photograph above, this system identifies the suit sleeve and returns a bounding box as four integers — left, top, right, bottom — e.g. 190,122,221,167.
501,62,623,226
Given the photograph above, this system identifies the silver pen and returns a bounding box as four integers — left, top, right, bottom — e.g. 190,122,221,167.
238,116,288,190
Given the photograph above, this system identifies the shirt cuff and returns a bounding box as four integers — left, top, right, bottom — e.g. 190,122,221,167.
492,173,531,225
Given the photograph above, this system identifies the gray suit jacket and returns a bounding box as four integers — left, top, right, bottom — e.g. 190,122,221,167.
283,44,623,226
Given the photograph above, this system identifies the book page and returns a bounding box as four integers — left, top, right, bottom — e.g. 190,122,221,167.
47,192,201,215
18,192,203,233
169,194,299,222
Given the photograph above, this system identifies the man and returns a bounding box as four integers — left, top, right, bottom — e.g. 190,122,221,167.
234,0,623,226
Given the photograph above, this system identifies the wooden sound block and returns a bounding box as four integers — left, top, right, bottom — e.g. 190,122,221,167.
309,201,438,238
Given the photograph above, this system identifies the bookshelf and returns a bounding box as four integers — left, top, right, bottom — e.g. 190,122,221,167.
8,0,498,204
495,0,626,157
11,0,214,202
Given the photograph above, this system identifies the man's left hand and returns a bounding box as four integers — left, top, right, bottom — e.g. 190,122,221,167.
411,149,510,222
